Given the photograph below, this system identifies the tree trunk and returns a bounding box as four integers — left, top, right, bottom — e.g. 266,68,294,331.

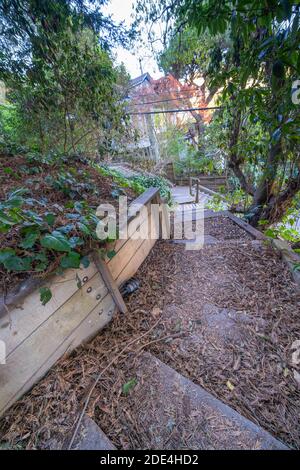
227,108,255,196
190,109,205,141
146,114,160,161
258,171,300,225
246,58,286,227
247,139,282,225
187,79,216,145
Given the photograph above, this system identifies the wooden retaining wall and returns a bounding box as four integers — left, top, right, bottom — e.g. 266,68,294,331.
176,175,228,190
164,163,227,189
0,188,160,417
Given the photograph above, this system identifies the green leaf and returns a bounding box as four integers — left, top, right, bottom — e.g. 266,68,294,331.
7,188,27,207
44,212,56,226
41,231,71,252
272,128,281,143
264,228,277,238
8,188,28,199
66,213,80,220
107,249,116,260
23,210,44,226
33,251,48,272
0,210,18,226
77,222,91,235
122,378,137,396
258,219,268,226
3,167,14,175
293,263,300,272
74,201,83,213
60,251,81,269
4,197,24,209
19,231,39,249
69,236,84,248
57,224,74,234
0,248,16,264
258,48,269,60
3,256,32,272
39,287,52,306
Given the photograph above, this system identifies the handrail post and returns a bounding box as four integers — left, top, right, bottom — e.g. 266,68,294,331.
196,179,199,203
189,177,193,196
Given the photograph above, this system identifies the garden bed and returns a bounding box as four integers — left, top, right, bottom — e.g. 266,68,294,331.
0,187,159,419
204,216,252,241
0,151,161,421
0,152,137,294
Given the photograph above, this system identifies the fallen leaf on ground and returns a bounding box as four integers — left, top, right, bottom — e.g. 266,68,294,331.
122,378,137,396
151,307,162,318
226,380,235,391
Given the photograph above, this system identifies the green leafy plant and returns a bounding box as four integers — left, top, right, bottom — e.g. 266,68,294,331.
206,195,227,212
97,164,172,202
39,287,53,306
0,184,108,305
129,175,172,202
96,165,144,195
261,199,300,244
122,378,137,396
294,263,300,272
0,1,132,156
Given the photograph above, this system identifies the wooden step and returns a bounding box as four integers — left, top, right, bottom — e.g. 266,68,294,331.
132,353,288,450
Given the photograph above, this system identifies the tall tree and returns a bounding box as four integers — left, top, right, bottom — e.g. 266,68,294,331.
0,0,131,155
135,0,300,227
157,26,229,145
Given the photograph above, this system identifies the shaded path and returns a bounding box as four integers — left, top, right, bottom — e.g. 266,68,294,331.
118,215,299,448
171,185,208,205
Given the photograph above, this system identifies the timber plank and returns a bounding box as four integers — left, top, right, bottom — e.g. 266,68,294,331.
271,239,300,287
108,213,153,280
203,210,227,218
0,273,109,416
108,236,145,279
0,293,115,417
0,262,97,356
112,204,151,255
226,212,267,240
116,237,156,287
0,189,161,418
92,252,127,314
127,187,159,223
106,199,153,256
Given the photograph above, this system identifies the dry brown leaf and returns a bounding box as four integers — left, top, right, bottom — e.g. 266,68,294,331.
151,307,162,318
226,380,235,391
